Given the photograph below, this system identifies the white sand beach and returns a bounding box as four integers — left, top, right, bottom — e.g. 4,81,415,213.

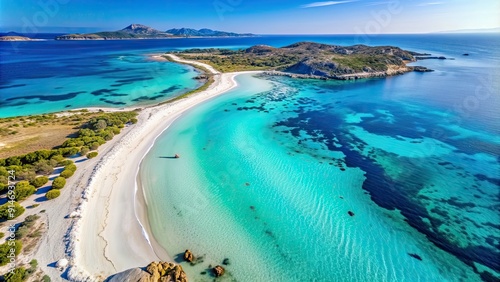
28,55,262,281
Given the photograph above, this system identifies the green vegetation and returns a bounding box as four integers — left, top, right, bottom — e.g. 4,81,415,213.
15,215,40,239
0,232,4,239
52,177,66,189
60,169,74,178
174,42,418,78
0,202,25,220
4,266,26,282
43,275,51,282
27,259,38,276
0,240,22,266
31,176,49,188
45,189,60,200
60,163,77,178
14,181,36,201
0,111,138,194
87,152,98,159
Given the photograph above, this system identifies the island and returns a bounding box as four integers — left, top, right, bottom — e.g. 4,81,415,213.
0,36,33,41
55,24,254,40
171,42,433,80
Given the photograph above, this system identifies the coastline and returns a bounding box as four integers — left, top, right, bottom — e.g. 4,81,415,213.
64,53,262,280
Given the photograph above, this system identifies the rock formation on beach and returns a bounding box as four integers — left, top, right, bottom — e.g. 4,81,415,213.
183,249,195,262
108,261,187,282
212,265,225,277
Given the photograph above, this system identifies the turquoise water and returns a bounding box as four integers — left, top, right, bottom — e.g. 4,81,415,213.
0,50,201,117
140,71,499,281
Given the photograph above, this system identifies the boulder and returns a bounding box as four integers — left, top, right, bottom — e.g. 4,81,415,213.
183,249,195,262
109,261,187,282
212,265,225,277
56,258,69,270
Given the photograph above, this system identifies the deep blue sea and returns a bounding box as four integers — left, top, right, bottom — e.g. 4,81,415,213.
2,34,499,281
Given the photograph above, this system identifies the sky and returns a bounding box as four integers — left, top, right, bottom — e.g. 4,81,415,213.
0,0,499,34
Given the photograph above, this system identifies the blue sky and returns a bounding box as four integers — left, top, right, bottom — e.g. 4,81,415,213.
0,0,499,34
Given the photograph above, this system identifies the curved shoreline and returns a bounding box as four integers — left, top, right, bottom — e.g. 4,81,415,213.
65,53,262,280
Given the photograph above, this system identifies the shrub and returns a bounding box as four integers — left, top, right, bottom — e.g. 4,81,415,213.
90,142,100,150
60,169,74,179
0,240,22,266
25,214,39,224
87,152,98,159
14,181,36,201
0,232,4,239
58,159,74,166
43,275,51,282
4,266,26,282
27,259,38,275
0,202,25,220
16,170,36,181
64,163,77,172
33,159,54,175
31,176,49,188
52,177,66,189
80,146,90,155
15,225,29,239
46,189,60,200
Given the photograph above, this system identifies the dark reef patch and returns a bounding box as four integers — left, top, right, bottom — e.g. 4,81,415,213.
98,98,126,105
91,89,117,96
115,77,154,84
6,91,86,102
131,95,164,102
160,85,180,94
0,83,26,89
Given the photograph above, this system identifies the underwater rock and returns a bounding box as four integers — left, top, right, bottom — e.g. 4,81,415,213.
213,265,225,277
183,249,195,263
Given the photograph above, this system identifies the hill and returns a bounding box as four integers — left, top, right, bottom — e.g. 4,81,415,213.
174,42,433,79
0,35,33,41
55,24,253,40
166,28,253,37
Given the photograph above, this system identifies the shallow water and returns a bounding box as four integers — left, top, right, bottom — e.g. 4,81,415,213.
0,45,202,117
141,67,499,281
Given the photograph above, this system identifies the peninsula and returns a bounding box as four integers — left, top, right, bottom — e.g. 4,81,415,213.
55,24,254,40
173,42,433,80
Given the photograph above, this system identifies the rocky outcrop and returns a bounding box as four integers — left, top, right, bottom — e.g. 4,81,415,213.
412,66,434,72
415,56,447,60
183,250,195,262
212,265,225,277
107,261,187,282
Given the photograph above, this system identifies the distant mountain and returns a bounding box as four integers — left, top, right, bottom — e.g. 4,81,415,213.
166,28,254,37
56,24,171,40
121,24,164,35
55,24,253,40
